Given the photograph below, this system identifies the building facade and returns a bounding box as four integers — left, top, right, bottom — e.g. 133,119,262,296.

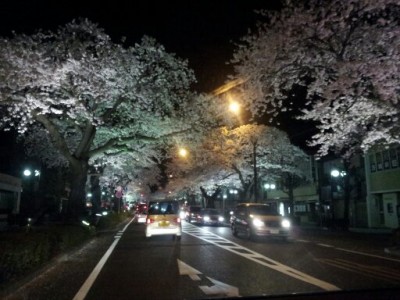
365,146,400,229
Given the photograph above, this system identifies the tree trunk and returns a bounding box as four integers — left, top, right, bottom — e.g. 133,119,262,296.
200,186,221,208
67,159,89,220
89,166,103,213
253,143,258,202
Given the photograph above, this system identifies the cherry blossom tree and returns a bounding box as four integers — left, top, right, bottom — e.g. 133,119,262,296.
0,19,204,218
166,124,309,212
231,0,400,158
221,124,309,205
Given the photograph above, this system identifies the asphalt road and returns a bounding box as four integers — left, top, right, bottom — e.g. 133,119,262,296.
3,219,400,300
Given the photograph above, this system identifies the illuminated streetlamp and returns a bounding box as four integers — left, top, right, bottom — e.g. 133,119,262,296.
264,183,276,190
330,168,347,227
179,148,188,157
22,168,41,212
229,101,240,114
264,183,276,201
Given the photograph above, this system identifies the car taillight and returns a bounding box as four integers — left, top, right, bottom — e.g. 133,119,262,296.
174,217,181,223
146,218,155,224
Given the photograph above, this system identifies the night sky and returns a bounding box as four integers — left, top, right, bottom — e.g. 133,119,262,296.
0,0,281,92
0,0,314,169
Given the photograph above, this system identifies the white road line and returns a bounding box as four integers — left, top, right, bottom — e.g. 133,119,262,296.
182,223,340,291
317,243,334,248
72,218,135,300
335,247,400,262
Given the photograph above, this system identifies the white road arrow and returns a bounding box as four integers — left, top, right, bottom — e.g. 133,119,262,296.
177,259,202,280
200,276,240,297
177,259,240,297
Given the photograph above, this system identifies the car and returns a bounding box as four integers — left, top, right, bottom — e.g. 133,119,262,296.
145,200,182,240
127,201,136,211
230,203,291,241
133,203,148,223
185,206,202,223
195,208,226,226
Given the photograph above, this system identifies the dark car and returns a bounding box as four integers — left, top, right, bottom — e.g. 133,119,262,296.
195,208,225,226
133,203,148,223
185,206,202,223
230,203,291,241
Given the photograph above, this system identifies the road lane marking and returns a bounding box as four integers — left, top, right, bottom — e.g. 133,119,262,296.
183,223,340,291
177,259,202,280
200,276,240,297
178,259,240,297
72,217,135,300
335,247,400,262
316,258,400,284
317,243,334,248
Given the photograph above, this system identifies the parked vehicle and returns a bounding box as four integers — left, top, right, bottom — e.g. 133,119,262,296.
145,200,181,240
230,203,291,241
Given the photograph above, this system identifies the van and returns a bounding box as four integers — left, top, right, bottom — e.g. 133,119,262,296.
145,200,182,240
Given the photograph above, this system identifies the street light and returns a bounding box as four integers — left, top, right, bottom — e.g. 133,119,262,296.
264,183,276,190
22,168,41,213
329,168,347,227
179,148,188,157
229,101,240,114
264,183,276,201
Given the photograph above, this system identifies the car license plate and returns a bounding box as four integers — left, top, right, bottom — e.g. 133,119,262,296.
159,221,169,227
271,229,279,234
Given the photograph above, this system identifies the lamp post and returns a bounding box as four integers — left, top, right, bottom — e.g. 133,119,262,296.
264,183,276,202
330,169,347,227
22,168,41,212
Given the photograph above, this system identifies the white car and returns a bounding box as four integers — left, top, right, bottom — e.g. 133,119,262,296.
145,200,182,240
231,203,291,241
133,203,147,223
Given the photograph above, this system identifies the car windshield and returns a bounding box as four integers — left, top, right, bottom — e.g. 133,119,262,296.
190,207,202,213
1,1,399,300
148,201,179,215
248,205,279,216
201,209,220,215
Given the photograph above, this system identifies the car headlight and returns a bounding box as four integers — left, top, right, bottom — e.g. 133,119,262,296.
281,219,291,228
203,216,210,222
252,219,264,227
218,216,224,222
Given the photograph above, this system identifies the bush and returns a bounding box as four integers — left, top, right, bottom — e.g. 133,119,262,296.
0,224,92,289
0,212,131,290
96,211,130,230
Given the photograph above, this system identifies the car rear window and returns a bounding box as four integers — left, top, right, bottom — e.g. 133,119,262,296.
148,201,179,215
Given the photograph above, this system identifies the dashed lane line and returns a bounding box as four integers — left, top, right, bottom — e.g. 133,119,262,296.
183,223,340,292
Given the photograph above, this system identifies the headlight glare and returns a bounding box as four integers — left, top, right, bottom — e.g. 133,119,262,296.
252,219,264,227
281,219,291,228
